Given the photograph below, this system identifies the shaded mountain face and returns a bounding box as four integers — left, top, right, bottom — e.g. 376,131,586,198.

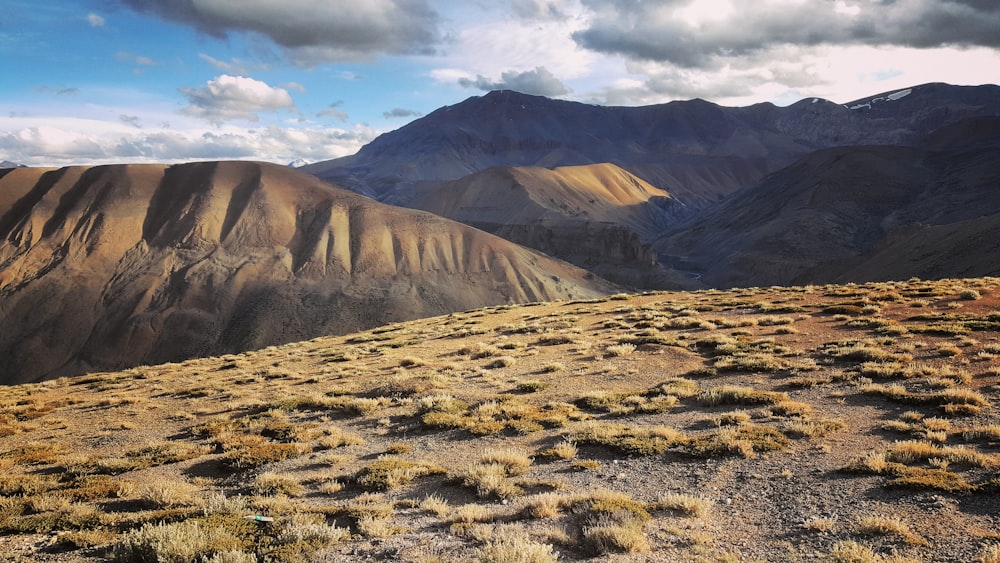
304,83,1000,210
0,161,616,384
657,117,1000,287
405,163,694,289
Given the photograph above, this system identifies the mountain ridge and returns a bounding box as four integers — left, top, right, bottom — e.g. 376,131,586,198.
304,83,1000,209
0,161,616,384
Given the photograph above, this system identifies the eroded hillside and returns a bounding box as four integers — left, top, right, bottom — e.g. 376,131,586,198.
0,161,615,384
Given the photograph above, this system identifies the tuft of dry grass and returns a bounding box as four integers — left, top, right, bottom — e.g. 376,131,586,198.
252,473,304,497
605,343,637,357
537,441,577,460
696,386,789,406
854,514,927,546
476,528,559,563
355,458,446,491
655,493,713,518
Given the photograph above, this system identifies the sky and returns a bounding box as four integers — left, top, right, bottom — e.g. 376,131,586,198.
2,0,999,167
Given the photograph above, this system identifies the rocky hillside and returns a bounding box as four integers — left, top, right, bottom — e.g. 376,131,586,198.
0,161,615,383
404,163,692,289
658,117,1000,287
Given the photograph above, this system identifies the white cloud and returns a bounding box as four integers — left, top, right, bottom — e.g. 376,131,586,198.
457,66,570,97
120,0,442,65
574,0,1000,68
0,114,376,167
86,13,105,27
180,75,297,123
435,8,595,80
536,0,1000,107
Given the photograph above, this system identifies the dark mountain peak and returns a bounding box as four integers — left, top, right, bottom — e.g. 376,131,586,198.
480,89,550,103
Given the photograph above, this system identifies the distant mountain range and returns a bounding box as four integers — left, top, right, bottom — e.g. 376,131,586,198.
305,82,1000,289
305,83,1000,207
3,82,1000,383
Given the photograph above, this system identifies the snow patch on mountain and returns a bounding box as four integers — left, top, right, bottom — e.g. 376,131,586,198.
849,88,913,110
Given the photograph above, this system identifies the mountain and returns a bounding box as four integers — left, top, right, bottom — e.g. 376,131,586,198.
657,117,1000,287
0,161,616,384
304,83,1000,210
0,160,26,169
404,163,694,288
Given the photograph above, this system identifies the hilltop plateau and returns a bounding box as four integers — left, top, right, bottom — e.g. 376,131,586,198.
1,278,999,561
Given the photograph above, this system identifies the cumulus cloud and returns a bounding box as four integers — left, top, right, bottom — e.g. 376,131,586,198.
382,108,422,119
574,0,1000,69
457,66,570,96
86,13,105,27
180,75,297,123
119,0,441,64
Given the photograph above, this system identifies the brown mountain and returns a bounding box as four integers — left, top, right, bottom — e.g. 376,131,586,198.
0,161,616,384
657,117,1000,287
403,163,694,289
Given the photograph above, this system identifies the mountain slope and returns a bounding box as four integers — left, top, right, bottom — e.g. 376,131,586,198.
0,161,616,383
305,83,1000,209
658,117,1000,287
1,277,999,561
404,163,692,288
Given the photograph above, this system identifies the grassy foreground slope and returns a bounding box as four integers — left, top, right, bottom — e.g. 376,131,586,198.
2,278,1000,562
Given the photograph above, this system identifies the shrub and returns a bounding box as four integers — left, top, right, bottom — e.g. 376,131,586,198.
655,493,713,518
571,422,686,456
419,494,450,517
220,443,307,470
112,520,243,563
854,515,926,546
476,529,559,563
138,480,200,508
478,448,532,475
355,459,445,491
462,463,523,500
696,386,788,406
252,473,303,497
583,514,649,554
605,343,636,357
537,441,577,460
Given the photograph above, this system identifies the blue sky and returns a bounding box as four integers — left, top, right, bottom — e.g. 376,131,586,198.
3,0,999,167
